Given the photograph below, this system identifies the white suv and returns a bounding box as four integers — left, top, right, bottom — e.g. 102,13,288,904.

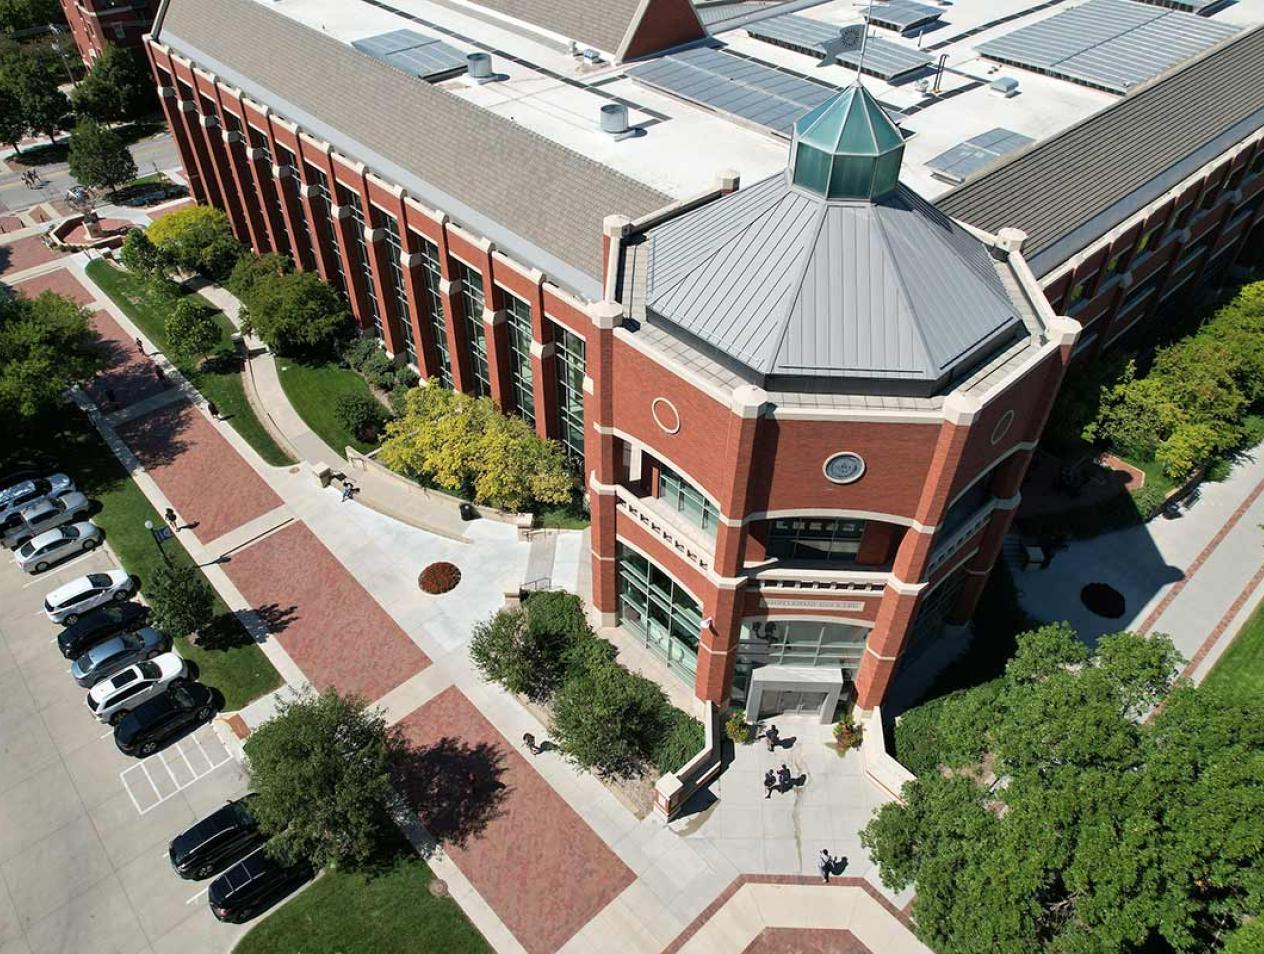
45,569,136,625
86,652,187,724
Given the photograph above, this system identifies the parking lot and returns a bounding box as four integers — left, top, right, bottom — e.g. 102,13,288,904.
0,542,249,954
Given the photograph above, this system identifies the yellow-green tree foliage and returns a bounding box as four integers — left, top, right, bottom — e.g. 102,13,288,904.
380,385,573,512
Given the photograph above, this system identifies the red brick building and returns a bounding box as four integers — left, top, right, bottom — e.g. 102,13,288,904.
61,0,159,63
146,0,1263,720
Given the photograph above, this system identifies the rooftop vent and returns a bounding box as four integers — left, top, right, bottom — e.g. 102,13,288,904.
466,52,494,83
600,103,634,139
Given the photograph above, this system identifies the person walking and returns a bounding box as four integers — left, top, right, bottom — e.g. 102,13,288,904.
206,400,219,420
103,387,116,410
818,848,834,883
341,481,356,502
135,336,145,354
153,364,166,385
777,763,792,793
522,732,539,755
164,507,178,530
765,723,780,752
763,769,776,799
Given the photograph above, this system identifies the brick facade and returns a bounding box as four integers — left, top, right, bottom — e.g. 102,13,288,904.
61,0,158,63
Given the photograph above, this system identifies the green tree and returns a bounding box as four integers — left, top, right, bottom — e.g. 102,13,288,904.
0,289,103,419
380,386,574,512
469,598,580,702
0,80,25,153
244,690,398,869
0,49,68,142
146,205,242,279
0,0,61,35
226,251,291,301
67,117,136,196
145,562,215,640
333,391,386,442
239,269,352,358
119,227,163,278
69,44,154,123
861,626,1264,954
164,298,220,368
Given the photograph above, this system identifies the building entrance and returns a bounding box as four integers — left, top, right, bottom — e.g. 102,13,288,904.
761,689,830,717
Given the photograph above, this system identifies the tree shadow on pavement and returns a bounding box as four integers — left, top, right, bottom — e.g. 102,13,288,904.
251,602,299,635
392,736,510,853
116,400,193,469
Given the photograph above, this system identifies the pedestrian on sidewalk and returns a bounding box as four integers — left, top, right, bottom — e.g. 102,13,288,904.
103,387,116,410
765,723,780,752
135,336,145,354
763,769,776,799
153,364,167,386
523,732,539,755
164,507,179,530
206,400,219,420
341,481,356,503
777,763,792,793
818,848,835,883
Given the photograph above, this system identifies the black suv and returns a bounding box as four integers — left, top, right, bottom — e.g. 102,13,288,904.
169,796,266,880
57,602,150,659
208,849,313,923
114,682,216,757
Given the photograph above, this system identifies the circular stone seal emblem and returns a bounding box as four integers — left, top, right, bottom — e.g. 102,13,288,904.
823,452,866,484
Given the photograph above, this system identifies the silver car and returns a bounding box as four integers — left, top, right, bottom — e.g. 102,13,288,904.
3,491,91,548
0,474,74,524
72,626,170,688
15,522,101,573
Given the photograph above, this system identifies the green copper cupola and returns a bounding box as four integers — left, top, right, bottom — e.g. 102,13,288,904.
789,84,905,201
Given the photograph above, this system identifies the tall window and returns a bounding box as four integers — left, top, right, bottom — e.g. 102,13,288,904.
337,185,382,340
766,517,865,563
553,322,586,464
247,126,289,258
457,263,489,397
412,232,450,388
274,145,312,271
304,165,345,294
379,212,416,368
617,543,701,681
658,463,717,536
504,292,534,426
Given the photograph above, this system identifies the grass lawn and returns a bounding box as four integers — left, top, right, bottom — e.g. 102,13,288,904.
235,837,490,954
1201,600,1264,703
6,409,281,711
276,358,378,456
85,260,294,467
538,504,590,530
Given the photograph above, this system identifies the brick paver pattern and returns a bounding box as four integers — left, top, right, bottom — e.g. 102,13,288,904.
394,688,635,954
744,928,870,953
12,267,95,305
85,309,168,408
118,400,283,542
222,522,430,700
147,199,195,221
0,234,64,274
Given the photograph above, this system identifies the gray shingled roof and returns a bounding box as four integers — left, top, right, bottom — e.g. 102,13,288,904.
939,25,1264,277
644,173,1025,392
467,0,641,55
153,0,670,300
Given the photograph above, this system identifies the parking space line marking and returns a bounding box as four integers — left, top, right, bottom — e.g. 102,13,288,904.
176,744,197,778
121,766,149,815
20,549,99,586
120,735,235,816
157,752,181,789
186,885,211,905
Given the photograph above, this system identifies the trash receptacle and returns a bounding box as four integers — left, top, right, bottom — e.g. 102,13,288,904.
459,502,477,521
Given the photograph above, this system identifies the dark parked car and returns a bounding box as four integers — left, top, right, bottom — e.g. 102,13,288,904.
71,626,169,688
169,796,265,880
57,601,150,659
208,848,313,923
114,682,216,757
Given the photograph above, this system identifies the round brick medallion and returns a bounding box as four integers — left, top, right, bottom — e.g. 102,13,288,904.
823,452,865,485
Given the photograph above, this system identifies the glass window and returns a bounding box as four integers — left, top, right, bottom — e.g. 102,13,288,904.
658,463,717,537
552,322,586,464
379,212,416,368
732,618,869,702
766,517,865,563
303,165,345,294
504,292,535,426
337,185,382,340
456,264,489,397
616,543,700,682
410,232,449,387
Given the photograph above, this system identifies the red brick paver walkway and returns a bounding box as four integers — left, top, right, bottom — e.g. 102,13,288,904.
148,199,194,221
85,309,166,408
222,522,429,700
395,688,634,954
118,401,282,542
12,267,95,305
744,927,869,953
0,234,62,274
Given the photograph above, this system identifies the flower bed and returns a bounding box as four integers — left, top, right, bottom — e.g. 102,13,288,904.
419,562,461,594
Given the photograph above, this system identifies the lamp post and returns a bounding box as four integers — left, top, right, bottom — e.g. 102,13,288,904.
144,519,171,566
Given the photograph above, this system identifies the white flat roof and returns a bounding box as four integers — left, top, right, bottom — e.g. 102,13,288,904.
258,0,1264,201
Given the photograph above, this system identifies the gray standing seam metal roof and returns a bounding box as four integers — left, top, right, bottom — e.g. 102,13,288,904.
745,14,933,80
645,173,1024,387
975,0,1238,94
939,24,1264,276
926,128,1035,184
351,30,468,80
153,0,669,300
1133,0,1233,13
864,0,943,33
